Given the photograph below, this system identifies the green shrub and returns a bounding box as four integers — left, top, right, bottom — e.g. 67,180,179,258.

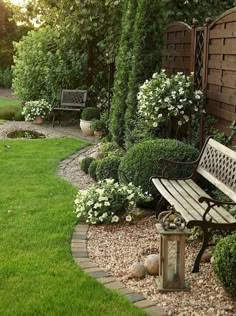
96,156,122,182
0,106,18,120
98,141,124,159
80,157,95,174
88,159,100,181
91,119,106,132
213,233,236,297
0,68,12,88
119,139,199,192
14,110,25,121
81,107,100,121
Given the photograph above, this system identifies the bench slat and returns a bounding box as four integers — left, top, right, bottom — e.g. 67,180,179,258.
167,180,215,222
152,178,196,222
161,179,205,222
185,179,235,224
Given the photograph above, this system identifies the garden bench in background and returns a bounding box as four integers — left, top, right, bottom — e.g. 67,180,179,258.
52,89,87,126
151,137,236,272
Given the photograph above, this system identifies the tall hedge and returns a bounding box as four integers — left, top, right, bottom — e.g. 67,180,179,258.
124,0,164,147
109,0,138,146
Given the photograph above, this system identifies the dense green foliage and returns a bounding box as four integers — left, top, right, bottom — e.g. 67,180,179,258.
119,139,199,192
96,156,122,182
0,138,145,315
0,67,12,88
124,0,164,146
81,107,100,121
214,233,236,297
13,27,87,103
88,159,100,180
80,156,95,174
110,0,137,146
163,0,236,24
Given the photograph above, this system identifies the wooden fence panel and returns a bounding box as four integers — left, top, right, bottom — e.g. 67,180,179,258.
206,8,236,135
162,22,193,75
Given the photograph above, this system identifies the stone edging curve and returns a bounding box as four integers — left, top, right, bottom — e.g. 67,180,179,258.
57,146,166,316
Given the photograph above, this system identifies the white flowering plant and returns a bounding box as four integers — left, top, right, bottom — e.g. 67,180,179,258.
22,99,52,121
137,70,204,129
74,179,147,225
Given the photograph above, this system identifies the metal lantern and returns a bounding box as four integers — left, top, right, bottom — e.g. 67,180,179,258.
156,208,190,292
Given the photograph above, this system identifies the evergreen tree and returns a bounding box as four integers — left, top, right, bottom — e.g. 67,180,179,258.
124,0,164,147
109,0,138,146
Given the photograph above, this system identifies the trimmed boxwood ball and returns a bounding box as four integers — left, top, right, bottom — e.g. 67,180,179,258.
118,139,199,192
96,156,122,182
88,159,100,180
81,107,100,121
213,233,236,297
80,157,95,174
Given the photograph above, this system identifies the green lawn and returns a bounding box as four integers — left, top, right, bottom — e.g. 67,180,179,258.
0,138,145,316
0,96,21,108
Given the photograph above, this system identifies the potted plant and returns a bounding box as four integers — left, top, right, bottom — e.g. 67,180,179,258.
80,107,100,136
22,99,52,124
91,119,107,138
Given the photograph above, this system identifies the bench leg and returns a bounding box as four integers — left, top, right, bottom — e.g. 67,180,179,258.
192,227,209,273
52,111,56,127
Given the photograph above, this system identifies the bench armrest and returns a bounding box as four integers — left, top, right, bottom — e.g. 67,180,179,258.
158,158,198,178
199,196,236,221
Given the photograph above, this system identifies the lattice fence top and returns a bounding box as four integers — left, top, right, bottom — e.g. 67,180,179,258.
61,90,87,106
197,138,236,202
162,22,192,75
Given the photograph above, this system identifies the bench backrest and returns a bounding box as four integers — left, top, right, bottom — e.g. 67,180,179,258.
197,138,236,202
60,89,87,108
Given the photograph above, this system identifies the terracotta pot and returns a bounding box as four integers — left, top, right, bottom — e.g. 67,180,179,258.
94,130,105,138
80,119,94,136
33,116,44,124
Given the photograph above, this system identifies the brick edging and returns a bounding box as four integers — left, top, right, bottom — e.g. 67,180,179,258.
71,224,166,316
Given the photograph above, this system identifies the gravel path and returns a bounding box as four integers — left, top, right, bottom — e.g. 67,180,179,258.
87,217,236,316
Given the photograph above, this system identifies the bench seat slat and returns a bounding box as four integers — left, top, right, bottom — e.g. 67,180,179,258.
53,107,82,111
185,179,235,224
152,178,196,222
165,179,215,222
161,179,207,222
178,180,229,224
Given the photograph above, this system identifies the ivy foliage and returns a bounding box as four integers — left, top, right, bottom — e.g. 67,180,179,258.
163,0,236,24
12,27,88,102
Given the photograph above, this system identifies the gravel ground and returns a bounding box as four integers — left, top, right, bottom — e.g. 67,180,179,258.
87,217,236,316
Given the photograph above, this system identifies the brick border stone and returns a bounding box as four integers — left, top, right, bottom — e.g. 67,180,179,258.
71,224,167,316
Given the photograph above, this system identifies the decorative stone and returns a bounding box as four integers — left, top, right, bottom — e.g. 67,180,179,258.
210,256,215,265
128,262,147,279
144,254,160,275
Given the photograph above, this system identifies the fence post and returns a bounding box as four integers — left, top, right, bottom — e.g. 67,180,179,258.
200,18,212,149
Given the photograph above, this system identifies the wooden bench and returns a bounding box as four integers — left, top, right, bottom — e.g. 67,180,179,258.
151,137,236,272
52,89,87,126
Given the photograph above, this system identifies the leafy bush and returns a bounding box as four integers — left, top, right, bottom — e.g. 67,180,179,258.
0,106,18,120
91,119,106,132
81,107,100,121
119,139,199,192
13,27,87,103
213,233,236,297
80,157,95,174
96,156,122,182
98,141,124,159
88,159,100,180
14,110,25,121
137,71,204,132
75,179,146,224
0,68,12,88
22,99,52,121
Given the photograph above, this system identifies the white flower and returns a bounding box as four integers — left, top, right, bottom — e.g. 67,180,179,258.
153,122,158,127
111,215,119,223
126,215,132,222
104,201,110,206
158,113,163,119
